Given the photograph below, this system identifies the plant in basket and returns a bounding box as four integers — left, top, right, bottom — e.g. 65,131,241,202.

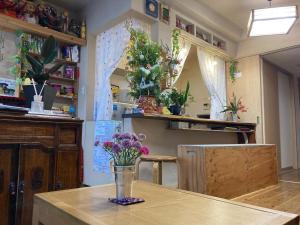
103,133,149,201
126,28,164,113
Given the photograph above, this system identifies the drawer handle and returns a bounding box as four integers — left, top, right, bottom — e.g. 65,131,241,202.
19,181,25,195
9,182,16,196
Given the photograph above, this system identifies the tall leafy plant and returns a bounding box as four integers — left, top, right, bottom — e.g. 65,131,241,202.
25,36,63,85
168,82,193,107
126,28,164,100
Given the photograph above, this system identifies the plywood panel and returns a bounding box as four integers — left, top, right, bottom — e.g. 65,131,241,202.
178,145,278,199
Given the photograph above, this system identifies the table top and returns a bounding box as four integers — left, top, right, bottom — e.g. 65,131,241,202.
35,182,298,225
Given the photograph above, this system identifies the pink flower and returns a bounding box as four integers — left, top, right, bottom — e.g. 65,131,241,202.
103,141,113,149
139,146,150,155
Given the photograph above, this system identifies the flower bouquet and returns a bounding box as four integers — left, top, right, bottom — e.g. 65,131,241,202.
103,133,149,201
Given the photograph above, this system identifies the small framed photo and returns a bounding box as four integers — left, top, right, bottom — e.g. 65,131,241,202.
160,3,170,24
145,0,159,19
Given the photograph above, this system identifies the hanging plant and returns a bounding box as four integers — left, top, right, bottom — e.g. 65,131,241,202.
229,60,239,83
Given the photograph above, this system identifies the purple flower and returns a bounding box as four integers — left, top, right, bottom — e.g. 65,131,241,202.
132,141,142,149
132,133,138,141
121,139,132,149
112,133,120,139
120,133,132,139
112,143,121,153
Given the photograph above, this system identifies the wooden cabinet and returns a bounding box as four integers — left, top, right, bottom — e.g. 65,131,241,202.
0,113,83,225
178,144,278,199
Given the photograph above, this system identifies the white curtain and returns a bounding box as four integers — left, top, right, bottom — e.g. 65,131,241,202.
93,19,149,120
172,38,191,85
197,48,226,120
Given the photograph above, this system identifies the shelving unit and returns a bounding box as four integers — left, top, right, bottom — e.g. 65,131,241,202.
176,13,227,52
0,12,85,116
0,13,86,46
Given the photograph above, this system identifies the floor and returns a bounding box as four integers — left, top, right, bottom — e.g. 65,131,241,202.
233,169,300,219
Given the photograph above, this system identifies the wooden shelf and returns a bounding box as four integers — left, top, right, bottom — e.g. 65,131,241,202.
56,95,76,100
168,127,254,134
49,76,75,82
0,13,86,46
29,52,78,65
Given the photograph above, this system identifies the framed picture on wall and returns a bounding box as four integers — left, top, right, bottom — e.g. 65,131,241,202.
160,3,170,24
145,0,159,19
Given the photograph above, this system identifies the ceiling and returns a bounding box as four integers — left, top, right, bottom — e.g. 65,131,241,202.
196,0,300,30
263,46,300,75
46,0,91,11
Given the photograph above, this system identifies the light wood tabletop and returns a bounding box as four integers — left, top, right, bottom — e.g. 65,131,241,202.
33,181,299,225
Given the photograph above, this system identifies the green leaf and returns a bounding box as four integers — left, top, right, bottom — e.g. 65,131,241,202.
43,49,57,64
47,62,64,74
41,36,56,59
25,54,43,74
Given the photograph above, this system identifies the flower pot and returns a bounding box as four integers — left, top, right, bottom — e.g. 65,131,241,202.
23,85,56,110
137,95,157,113
169,104,182,115
114,165,135,200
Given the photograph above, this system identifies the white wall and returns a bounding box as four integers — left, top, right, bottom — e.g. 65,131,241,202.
278,72,295,168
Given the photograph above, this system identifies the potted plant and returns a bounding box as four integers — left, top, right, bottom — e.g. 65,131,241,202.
23,35,64,109
127,28,164,113
221,93,247,122
164,82,193,115
103,133,149,200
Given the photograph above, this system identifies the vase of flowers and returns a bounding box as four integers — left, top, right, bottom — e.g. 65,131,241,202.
221,93,247,122
103,133,149,200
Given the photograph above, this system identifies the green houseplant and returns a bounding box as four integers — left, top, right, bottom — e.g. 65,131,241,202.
23,35,64,109
126,28,164,113
161,82,193,115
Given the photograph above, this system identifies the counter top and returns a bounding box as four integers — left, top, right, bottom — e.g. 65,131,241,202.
33,181,298,225
123,113,256,127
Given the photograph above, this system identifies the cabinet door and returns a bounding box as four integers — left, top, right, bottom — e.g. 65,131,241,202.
0,145,18,225
17,144,54,225
55,151,79,190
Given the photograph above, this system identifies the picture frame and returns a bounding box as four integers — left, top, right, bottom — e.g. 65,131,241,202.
160,3,170,24
145,0,159,19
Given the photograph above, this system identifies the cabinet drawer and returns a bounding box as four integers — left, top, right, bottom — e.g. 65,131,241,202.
0,122,55,136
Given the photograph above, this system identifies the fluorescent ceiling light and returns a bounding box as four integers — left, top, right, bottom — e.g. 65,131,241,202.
248,6,298,37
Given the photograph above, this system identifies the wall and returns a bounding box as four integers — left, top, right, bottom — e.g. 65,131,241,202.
237,23,300,58
227,55,263,143
278,72,296,168
176,46,210,117
261,60,281,165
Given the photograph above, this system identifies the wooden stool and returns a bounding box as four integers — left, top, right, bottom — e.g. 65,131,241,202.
136,155,178,185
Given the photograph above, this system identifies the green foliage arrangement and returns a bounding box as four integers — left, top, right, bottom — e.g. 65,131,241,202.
160,82,193,107
126,28,164,100
221,93,247,118
229,60,238,83
25,35,63,85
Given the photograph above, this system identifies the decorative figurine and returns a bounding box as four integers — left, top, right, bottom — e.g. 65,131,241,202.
62,10,69,33
80,20,86,39
35,2,63,31
15,0,27,19
68,19,81,37
24,1,37,24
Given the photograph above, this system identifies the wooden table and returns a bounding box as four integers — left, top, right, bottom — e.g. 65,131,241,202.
33,181,299,225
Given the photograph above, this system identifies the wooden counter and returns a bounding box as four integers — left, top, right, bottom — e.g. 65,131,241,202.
0,112,83,225
123,113,257,143
32,181,298,225
178,144,278,199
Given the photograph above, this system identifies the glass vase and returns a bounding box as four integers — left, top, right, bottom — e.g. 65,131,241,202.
114,165,135,200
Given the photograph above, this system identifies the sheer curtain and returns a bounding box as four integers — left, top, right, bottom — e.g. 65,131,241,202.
172,38,191,85
93,19,149,121
197,48,226,120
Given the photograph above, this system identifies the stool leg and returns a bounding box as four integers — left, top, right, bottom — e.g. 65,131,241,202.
135,158,142,180
176,159,180,188
152,161,163,185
